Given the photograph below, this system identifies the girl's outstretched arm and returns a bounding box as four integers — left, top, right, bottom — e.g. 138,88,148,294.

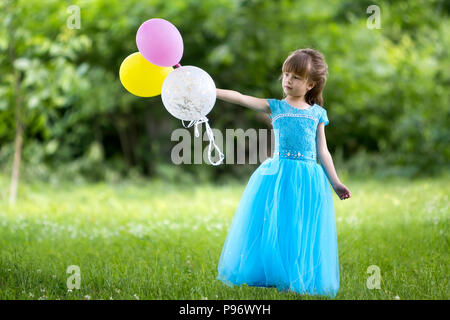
216,89,270,114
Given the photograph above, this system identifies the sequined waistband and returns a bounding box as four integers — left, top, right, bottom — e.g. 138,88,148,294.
273,149,317,162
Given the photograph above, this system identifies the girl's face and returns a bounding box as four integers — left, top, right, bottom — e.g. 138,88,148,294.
282,72,315,98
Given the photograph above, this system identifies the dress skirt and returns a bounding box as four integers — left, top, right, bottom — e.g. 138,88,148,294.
217,156,339,298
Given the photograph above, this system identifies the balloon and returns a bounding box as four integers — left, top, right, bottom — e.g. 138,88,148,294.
136,18,184,67
161,66,216,121
119,52,173,97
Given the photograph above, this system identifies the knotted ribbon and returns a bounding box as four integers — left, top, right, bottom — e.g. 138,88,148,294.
181,117,225,166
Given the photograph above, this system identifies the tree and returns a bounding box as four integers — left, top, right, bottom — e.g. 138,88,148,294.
0,0,90,203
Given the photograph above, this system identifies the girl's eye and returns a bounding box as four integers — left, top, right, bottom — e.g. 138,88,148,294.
284,73,299,79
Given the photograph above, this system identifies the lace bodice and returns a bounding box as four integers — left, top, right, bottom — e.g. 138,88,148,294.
267,99,329,162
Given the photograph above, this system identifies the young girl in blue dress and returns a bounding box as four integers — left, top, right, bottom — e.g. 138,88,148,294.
215,48,351,298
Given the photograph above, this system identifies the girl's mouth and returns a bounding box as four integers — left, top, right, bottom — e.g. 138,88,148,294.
284,86,292,89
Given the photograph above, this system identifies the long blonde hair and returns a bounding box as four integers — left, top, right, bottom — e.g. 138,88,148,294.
279,48,328,106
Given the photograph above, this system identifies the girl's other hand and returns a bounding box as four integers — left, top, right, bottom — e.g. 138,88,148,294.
332,182,352,200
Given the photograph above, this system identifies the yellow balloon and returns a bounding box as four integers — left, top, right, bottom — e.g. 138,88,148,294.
119,52,173,97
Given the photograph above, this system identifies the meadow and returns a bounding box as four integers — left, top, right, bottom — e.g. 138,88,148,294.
0,173,448,300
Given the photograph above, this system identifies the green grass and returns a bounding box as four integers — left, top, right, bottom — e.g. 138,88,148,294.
0,172,448,300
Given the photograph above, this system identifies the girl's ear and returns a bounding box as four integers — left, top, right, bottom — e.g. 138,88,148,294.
308,81,316,91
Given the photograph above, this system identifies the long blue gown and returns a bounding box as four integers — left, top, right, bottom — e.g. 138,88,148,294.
217,98,339,298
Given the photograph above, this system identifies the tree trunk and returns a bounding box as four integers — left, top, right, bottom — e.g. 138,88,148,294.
9,109,23,205
7,3,24,205
9,64,24,205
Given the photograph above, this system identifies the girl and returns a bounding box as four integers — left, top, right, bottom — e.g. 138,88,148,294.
215,48,351,298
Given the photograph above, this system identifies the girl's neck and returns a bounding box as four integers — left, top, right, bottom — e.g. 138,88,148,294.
284,95,311,107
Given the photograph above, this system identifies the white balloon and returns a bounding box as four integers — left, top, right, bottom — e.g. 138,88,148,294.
161,66,216,121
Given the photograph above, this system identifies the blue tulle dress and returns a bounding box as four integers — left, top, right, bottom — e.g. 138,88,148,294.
217,98,339,298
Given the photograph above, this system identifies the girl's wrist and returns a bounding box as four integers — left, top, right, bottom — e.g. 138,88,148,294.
332,180,341,187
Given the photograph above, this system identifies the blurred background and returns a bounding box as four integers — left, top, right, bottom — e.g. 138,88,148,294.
0,0,449,300
1,0,449,192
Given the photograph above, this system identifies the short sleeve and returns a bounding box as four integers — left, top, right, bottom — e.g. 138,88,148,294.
319,108,329,126
267,99,279,121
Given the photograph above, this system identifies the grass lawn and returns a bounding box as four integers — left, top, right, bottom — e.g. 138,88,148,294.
0,172,448,300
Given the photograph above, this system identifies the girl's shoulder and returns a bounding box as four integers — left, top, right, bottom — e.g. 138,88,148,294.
315,104,329,126
313,102,326,111
313,103,327,115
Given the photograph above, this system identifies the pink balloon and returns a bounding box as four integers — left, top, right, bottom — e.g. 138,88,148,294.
136,18,183,67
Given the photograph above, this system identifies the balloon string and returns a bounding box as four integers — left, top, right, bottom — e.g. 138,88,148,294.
181,117,225,166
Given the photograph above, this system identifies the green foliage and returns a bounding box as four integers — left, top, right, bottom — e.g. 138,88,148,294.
0,0,448,181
